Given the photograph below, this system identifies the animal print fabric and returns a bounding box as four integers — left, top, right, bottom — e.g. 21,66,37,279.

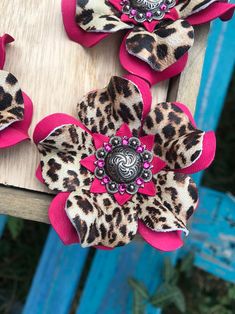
66,187,138,248
76,0,132,32
142,102,204,170
126,19,194,71
77,76,143,137
135,171,198,235
175,0,222,18
38,124,95,192
0,71,24,131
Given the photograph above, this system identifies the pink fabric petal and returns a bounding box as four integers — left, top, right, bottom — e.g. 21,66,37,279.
138,181,156,196
49,192,80,245
92,133,109,149
120,33,189,86
187,2,235,25
49,191,111,250
0,92,33,149
109,0,122,11
80,155,96,173
114,192,133,206
151,156,166,175
177,131,216,174
61,0,109,47
0,34,14,69
33,113,89,145
90,178,107,194
36,164,45,183
139,134,154,151
124,74,152,120
138,221,184,251
116,123,133,138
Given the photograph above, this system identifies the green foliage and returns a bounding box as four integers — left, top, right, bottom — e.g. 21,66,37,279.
7,217,24,239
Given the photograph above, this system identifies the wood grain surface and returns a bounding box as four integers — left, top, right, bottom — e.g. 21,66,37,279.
0,0,209,222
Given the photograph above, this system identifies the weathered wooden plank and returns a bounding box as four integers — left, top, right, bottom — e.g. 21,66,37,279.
0,185,51,223
23,229,89,314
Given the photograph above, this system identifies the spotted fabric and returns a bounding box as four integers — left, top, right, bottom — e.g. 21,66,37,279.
38,125,95,192
142,102,204,169
77,76,144,137
66,188,138,248
175,0,221,18
135,171,198,234
0,70,24,131
76,0,132,33
126,20,194,71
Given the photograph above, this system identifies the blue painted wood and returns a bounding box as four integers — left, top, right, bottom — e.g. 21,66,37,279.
0,215,7,237
23,229,89,314
183,187,235,283
77,241,176,314
193,17,235,185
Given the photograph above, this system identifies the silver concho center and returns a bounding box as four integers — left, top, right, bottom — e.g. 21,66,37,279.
105,146,143,184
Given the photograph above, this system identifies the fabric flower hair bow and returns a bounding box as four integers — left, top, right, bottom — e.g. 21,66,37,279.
0,34,33,149
62,0,235,86
34,75,215,251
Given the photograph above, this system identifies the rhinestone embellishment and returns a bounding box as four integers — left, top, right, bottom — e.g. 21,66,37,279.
120,0,176,22
94,136,153,195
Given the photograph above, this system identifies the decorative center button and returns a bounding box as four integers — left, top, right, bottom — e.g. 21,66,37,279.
120,0,176,22
94,135,154,195
105,146,143,184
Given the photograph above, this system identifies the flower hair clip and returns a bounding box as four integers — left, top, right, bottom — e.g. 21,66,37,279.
62,0,235,86
0,34,33,149
33,75,215,251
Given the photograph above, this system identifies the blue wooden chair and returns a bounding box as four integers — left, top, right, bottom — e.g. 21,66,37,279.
0,16,233,314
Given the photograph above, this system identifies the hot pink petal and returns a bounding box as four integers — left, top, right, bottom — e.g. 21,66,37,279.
0,92,33,149
138,181,156,196
49,192,80,245
0,34,14,69
139,135,154,151
124,74,152,120
187,2,235,25
90,178,107,194
176,131,216,174
36,164,45,183
92,133,109,149
151,156,166,175
109,0,122,11
116,123,133,138
138,221,184,251
80,155,97,173
114,192,133,206
33,113,89,145
61,0,109,47
120,34,189,86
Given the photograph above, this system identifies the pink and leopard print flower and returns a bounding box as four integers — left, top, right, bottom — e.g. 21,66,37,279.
61,0,235,85
34,75,215,250
0,34,33,149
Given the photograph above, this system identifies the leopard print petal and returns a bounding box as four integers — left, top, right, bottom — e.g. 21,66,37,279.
175,0,220,18
142,102,204,170
136,171,198,234
76,0,132,33
66,188,138,248
77,76,143,137
38,124,94,192
0,71,24,131
126,20,194,72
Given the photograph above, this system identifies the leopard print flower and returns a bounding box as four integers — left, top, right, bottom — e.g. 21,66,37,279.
34,75,215,250
62,0,235,85
0,34,33,149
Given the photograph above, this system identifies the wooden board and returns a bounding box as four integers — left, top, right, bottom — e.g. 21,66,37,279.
0,0,209,223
